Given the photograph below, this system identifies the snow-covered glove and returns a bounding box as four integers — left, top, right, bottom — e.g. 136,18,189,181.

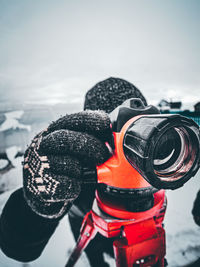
23,110,112,219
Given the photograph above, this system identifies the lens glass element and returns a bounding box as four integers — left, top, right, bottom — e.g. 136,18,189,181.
153,127,196,182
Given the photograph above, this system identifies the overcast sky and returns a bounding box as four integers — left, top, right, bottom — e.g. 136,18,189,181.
0,0,199,109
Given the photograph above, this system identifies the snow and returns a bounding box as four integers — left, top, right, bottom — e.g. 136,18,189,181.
0,108,200,266
6,146,22,166
165,172,200,266
0,111,31,132
0,159,8,169
0,171,199,267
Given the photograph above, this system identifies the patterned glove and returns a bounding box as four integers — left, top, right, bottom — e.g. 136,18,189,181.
23,110,112,219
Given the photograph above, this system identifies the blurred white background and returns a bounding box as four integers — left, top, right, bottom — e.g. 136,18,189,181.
0,0,199,108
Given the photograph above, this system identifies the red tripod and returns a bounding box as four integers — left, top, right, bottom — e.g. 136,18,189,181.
65,99,200,266
65,189,166,267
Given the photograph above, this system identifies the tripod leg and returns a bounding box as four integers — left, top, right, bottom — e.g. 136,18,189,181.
65,212,97,267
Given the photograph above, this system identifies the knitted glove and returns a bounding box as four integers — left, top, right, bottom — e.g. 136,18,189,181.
23,110,112,219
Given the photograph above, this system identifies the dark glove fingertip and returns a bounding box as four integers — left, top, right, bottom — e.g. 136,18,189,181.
47,115,70,133
48,154,83,179
46,110,112,139
39,132,64,154
82,142,111,166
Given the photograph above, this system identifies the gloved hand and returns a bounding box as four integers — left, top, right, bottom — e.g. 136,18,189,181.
23,110,112,219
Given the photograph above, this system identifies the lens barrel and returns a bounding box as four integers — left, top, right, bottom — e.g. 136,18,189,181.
123,114,200,189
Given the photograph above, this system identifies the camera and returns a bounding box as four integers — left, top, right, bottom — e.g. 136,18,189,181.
96,98,200,216
67,98,200,267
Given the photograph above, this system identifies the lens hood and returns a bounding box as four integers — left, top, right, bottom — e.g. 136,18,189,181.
124,114,200,189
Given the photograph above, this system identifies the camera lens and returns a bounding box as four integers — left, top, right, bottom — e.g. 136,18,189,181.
153,127,196,182
123,114,200,189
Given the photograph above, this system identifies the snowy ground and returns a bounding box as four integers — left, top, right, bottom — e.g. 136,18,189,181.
0,106,200,267
165,172,200,267
0,166,200,267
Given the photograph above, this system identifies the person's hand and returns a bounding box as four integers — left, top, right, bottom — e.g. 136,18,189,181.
23,110,112,219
